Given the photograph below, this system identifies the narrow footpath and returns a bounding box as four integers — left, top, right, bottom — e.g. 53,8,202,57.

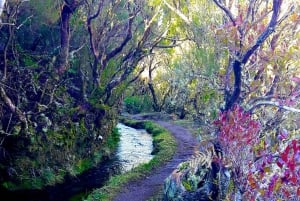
112,120,198,201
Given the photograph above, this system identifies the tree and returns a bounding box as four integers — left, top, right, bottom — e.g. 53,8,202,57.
83,0,177,104
212,0,300,112
212,0,300,199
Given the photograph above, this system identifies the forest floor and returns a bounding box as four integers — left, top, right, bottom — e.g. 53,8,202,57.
112,114,200,201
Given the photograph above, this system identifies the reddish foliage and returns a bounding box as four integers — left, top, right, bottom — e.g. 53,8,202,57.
214,105,261,148
214,105,261,193
214,104,300,200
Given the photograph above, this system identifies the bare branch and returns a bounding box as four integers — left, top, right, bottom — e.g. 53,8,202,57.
247,95,281,105
87,1,104,58
106,13,136,60
212,0,236,26
16,14,33,29
69,43,86,58
163,0,191,25
277,4,295,25
0,87,28,132
242,0,282,64
129,67,146,84
0,22,14,25
138,6,161,48
154,44,178,48
248,101,300,113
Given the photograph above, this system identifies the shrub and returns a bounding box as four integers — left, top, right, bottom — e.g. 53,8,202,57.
123,95,152,114
214,105,300,200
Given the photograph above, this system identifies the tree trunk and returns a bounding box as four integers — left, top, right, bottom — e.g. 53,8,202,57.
148,81,160,112
57,4,72,74
148,61,161,112
224,59,241,111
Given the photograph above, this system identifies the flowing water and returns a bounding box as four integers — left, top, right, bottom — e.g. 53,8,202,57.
0,123,154,201
116,123,153,173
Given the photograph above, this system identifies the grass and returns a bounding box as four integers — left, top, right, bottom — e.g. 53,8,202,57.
84,118,177,201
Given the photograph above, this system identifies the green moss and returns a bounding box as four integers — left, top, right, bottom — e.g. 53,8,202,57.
228,178,235,194
106,127,120,149
2,181,17,189
93,151,103,164
42,168,56,185
79,118,87,133
31,178,44,189
22,54,39,68
69,192,90,201
75,159,93,174
93,103,110,111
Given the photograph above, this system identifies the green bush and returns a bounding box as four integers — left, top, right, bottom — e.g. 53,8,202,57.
123,95,152,114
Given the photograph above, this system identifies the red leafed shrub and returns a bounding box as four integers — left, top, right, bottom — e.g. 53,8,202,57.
214,105,300,200
214,105,261,196
249,139,300,200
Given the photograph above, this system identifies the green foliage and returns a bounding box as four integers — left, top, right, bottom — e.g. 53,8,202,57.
1,0,298,199
28,0,60,25
0,0,171,193
2,181,17,189
100,60,120,87
124,95,153,114
148,0,161,7
89,88,105,105
75,159,93,175
143,121,165,136
105,127,120,150
22,54,39,68
41,168,56,186
178,161,189,171
182,180,192,191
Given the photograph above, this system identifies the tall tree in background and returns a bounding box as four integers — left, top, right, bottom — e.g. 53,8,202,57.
128,0,224,119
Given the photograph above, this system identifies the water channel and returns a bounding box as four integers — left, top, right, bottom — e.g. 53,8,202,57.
0,123,154,201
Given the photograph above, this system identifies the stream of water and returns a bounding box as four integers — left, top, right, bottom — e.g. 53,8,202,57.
0,123,154,201
116,123,153,173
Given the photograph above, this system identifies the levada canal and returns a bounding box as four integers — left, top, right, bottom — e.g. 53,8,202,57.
0,123,154,201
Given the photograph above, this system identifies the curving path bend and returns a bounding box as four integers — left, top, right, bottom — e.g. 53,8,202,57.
113,120,198,201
